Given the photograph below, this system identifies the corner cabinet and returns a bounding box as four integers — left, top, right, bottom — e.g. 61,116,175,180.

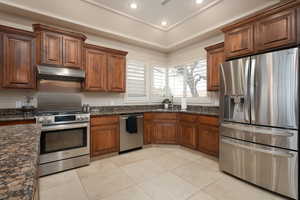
205,42,224,91
222,1,300,60
84,44,127,93
0,26,36,89
33,24,86,69
91,115,120,157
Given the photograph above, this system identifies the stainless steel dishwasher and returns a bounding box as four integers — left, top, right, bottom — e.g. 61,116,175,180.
120,114,144,152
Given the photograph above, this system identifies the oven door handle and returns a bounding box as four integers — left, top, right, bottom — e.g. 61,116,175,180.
41,123,89,131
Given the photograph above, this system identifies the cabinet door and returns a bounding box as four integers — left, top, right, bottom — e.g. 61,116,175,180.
41,32,62,65
63,36,82,68
255,9,296,51
179,122,197,149
206,43,224,91
107,54,126,92
224,24,254,59
2,33,36,89
198,125,219,157
84,48,107,91
91,124,119,157
144,120,152,145
153,121,177,144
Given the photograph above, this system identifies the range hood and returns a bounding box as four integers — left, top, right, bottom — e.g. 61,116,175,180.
37,65,85,82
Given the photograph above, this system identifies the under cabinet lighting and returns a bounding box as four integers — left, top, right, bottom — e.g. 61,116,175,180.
161,21,168,26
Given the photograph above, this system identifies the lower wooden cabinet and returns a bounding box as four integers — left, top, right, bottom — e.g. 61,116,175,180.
91,116,120,157
198,125,219,157
143,120,152,145
153,121,177,144
143,113,219,157
179,122,197,149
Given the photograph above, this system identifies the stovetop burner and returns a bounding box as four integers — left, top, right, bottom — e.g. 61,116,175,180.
36,110,87,116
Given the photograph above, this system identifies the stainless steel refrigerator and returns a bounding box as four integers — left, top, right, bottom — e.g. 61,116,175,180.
219,47,299,199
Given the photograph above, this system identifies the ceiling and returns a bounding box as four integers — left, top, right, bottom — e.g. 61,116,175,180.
83,0,222,31
0,0,280,52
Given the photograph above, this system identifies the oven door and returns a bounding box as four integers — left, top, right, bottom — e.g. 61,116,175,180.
40,122,90,164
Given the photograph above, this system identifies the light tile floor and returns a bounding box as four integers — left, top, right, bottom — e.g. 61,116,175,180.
39,146,289,200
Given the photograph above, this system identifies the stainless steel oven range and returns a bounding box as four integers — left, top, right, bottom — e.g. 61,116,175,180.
37,112,90,176
36,94,90,176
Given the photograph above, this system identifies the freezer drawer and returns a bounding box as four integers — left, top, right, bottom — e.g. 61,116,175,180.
220,122,298,151
220,136,298,199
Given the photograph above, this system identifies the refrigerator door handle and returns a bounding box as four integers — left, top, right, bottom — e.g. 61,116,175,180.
221,138,294,158
250,57,256,123
244,59,251,122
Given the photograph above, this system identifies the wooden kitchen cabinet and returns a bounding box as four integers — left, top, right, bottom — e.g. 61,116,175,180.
84,44,128,92
0,119,35,126
197,115,219,157
143,120,153,145
153,121,177,144
224,24,255,59
91,116,120,157
33,24,86,69
205,42,224,91
40,32,63,65
222,0,300,60
255,9,297,51
0,26,36,89
107,54,126,92
63,35,83,68
84,45,107,91
179,122,197,149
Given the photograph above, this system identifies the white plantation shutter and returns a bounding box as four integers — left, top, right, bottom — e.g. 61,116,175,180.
127,63,146,98
168,67,185,97
151,66,167,98
186,60,207,97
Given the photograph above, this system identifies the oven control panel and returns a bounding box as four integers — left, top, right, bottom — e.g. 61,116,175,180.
37,114,90,125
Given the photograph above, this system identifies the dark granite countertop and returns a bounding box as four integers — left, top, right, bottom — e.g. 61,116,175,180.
90,109,219,117
0,115,35,122
0,124,41,200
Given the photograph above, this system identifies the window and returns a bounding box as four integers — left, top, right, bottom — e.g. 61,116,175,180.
151,66,167,99
168,59,207,99
127,62,146,99
168,67,185,98
185,60,207,97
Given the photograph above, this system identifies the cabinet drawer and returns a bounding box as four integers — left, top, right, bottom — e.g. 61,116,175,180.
144,113,178,120
91,115,119,126
198,115,219,126
179,114,197,123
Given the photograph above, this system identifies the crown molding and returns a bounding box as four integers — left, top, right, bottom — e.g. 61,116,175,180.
0,0,279,53
81,0,223,32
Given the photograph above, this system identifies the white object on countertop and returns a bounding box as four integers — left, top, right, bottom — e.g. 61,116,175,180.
181,98,187,110
164,103,169,109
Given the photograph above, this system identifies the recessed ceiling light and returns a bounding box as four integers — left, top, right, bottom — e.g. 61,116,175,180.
161,21,168,26
130,2,138,9
196,0,204,4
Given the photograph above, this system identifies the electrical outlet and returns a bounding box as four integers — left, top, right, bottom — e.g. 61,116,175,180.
16,101,22,108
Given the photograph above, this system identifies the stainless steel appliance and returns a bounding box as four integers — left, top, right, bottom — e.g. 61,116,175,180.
220,47,299,199
37,65,85,81
120,114,144,152
36,94,90,176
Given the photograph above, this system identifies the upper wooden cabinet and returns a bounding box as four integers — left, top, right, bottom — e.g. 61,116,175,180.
224,24,254,59
107,54,126,92
84,44,128,93
222,0,300,60
33,24,86,69
255,9,296,51
205,42,224,91
84,45,108,91
0,26,36,89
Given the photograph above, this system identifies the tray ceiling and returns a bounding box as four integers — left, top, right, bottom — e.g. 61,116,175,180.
82,0,222,31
